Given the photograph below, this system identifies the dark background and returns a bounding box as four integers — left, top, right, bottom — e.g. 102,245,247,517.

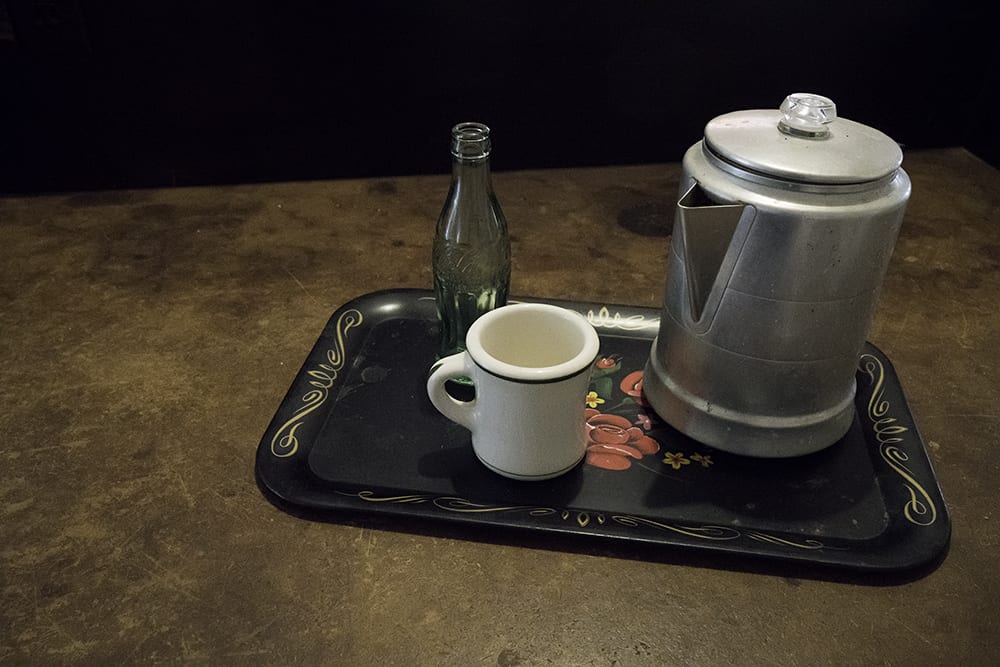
2,0,997,194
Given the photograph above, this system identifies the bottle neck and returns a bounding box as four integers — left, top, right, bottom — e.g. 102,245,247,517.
449,122,493,193
451,156,493,192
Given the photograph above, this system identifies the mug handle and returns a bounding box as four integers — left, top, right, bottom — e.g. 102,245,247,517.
426,353,476,430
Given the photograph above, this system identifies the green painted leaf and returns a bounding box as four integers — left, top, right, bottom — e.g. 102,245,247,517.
594,377,613,401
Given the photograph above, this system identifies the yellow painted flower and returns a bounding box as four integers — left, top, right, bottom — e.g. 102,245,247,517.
691,452,714,468
662,451,690,470
585,391,605,408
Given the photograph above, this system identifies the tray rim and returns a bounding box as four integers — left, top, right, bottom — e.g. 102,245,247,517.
255,288,951,574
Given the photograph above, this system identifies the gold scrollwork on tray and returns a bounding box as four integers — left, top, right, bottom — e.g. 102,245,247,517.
585,306,652,331
336,491,556,517
432,497,558,517
612,518,842,550
561,511,606,528
745,531,830,550
342,491,432,504
270,309,364,458
334,491,848,552
859,353,938,526
612,516,741,541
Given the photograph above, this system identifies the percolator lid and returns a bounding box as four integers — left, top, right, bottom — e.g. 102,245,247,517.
703,93,903,184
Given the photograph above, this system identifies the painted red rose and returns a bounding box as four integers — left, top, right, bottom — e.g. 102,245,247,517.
619,370,644,397
584,409,660,471
619,370,648,406
596,357,617,369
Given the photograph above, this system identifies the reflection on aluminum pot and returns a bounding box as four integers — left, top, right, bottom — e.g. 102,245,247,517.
643,93,910,458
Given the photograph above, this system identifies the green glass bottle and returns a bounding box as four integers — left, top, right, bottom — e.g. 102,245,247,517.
432,122,512,360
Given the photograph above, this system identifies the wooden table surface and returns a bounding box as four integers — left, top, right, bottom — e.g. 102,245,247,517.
1,148,997,665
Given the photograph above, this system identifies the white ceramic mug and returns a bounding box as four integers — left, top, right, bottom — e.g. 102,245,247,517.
427,303,601,481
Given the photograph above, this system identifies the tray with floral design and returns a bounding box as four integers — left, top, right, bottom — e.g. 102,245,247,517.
255,289,950,573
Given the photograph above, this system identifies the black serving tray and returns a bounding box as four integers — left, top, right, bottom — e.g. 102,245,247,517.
255,289,950,573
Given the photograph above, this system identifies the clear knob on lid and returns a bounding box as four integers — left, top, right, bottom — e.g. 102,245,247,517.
778,93,837,138
704,93,902,184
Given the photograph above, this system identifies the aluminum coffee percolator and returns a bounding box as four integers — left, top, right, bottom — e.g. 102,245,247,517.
643,93,910,458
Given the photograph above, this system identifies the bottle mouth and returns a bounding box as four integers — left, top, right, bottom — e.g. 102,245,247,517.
451,122,492,159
